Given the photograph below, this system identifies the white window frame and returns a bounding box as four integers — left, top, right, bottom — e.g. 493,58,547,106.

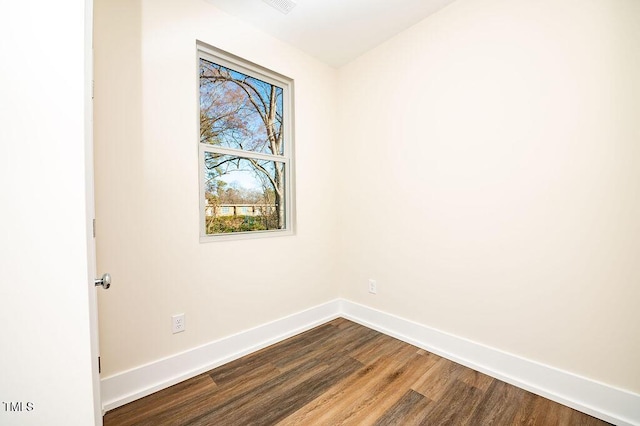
197,42,295,242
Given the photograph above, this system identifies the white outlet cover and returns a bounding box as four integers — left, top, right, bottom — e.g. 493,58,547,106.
172,314,185,334
368,279,377,294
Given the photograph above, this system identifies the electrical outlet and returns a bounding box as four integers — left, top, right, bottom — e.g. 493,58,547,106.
172,314,185,334
368,279,377,294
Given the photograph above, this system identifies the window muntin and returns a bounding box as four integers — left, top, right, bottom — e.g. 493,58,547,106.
198,45,293,240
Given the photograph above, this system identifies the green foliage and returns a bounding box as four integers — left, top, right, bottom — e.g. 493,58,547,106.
206,215,272,234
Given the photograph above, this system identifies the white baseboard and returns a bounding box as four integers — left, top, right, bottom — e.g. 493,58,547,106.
340,300,640,426
101,298,640,426
100,299,341,412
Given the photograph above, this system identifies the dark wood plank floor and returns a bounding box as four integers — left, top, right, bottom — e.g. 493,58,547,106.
104,318,610,425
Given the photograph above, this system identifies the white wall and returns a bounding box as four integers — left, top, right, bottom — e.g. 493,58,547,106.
94,0,339,376
337,0,640,394
0,1,98,425
94,0,639,405
2,0,636,421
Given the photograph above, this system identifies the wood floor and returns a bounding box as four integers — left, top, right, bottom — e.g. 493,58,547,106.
104,318,609,425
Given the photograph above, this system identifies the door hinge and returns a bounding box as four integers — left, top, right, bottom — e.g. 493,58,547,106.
93,218,96,238
98,356,101,374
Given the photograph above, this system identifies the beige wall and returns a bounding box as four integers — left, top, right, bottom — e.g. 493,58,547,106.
337,0,640,393
94,0,339,376
95,0,640,396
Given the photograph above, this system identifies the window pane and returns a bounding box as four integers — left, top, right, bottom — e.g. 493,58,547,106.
203,152,285,234
199,58,284,156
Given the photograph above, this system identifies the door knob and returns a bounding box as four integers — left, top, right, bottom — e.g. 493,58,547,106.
95,273,111,289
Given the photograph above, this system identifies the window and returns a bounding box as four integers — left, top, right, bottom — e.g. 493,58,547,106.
198,44,294,240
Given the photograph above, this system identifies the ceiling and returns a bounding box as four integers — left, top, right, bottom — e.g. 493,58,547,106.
205,0,457,67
